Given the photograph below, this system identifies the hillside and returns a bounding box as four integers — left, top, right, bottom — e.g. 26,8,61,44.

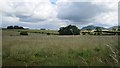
108,26,120,30
81,25,106,30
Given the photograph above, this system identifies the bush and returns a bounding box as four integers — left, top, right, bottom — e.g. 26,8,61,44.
47,33,50,35
20,31,28,35
58,25,80,35
82,32,86,35
40,28,46,30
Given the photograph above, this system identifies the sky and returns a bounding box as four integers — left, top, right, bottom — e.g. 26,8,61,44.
0,0,119,29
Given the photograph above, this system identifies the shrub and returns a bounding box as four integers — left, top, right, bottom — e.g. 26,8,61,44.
40,28,46,30
82,32,86,35
47,33,50,35
20,31,28,35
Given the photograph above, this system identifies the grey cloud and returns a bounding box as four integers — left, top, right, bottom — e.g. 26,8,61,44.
16,14,46,22
57,2,109,24
3,12,46,23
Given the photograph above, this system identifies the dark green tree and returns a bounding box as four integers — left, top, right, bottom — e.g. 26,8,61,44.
86,29,92,35
19,26,24,29
7,25,24,29
112,28,116,31
14,26,19,29
58,25,80,35
7,26,14,29
118,26,120,31
95,27,102,35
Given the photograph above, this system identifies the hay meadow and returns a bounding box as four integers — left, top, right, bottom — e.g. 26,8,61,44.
2,29,120,66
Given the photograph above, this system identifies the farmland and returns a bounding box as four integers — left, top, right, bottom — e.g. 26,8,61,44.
2,29,120,66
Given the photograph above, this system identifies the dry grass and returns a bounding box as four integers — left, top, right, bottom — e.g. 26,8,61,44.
2,29,120,66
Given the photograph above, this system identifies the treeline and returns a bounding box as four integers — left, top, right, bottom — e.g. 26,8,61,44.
6,25,120,35
58,25,120,35
7,25,24,29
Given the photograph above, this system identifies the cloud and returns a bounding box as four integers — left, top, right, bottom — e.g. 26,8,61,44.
1,1,54,17
15,14,46,22
57,0,119,2
1,0,59,29
94,11,118,27
0,0,119,29
57,2,108,22
56,1,118,27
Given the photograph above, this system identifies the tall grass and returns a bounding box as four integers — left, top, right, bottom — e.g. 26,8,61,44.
2,29,119,66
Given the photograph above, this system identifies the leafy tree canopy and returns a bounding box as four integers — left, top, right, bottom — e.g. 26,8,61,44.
58,25,80,35
7,25,24,29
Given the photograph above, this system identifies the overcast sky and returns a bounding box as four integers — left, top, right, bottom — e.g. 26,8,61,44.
0,0,119,29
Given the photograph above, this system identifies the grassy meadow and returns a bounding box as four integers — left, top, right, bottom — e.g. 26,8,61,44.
2,29,120,66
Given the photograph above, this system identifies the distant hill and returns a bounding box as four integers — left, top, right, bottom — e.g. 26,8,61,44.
108,26,120,30
81,25,106,30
